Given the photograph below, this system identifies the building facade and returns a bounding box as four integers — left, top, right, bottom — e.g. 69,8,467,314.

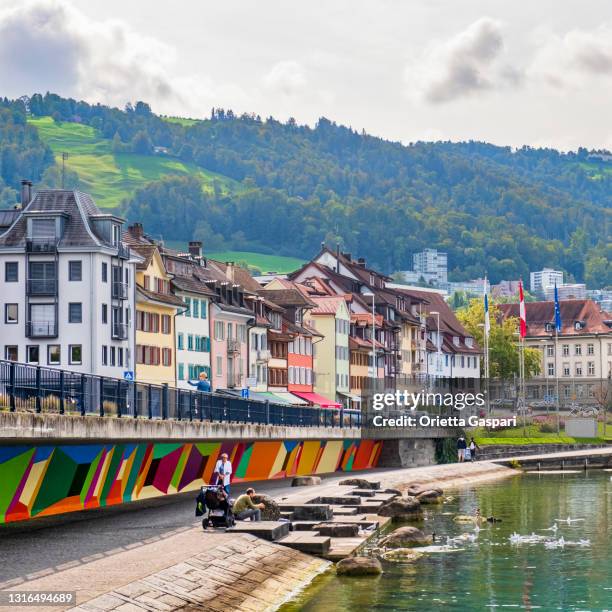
530,268,564,298
499,300,612,403
0,185,136,377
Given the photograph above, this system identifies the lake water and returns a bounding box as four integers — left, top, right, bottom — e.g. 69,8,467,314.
282,471,612,611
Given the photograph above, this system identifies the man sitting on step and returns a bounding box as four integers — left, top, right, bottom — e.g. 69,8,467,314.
233,488,265,521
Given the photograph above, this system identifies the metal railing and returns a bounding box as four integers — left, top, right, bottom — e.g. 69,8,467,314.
117,243,130,259
112,281,128,300
26,321,58,338
0,360,361,428
111,322,128,340
26,278,58,296
26,238,58,253
227,339,241,353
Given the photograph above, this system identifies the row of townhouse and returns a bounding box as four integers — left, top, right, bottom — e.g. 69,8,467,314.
0,186,483,409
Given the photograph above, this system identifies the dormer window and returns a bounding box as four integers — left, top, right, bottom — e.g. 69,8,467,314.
32,218,57,239
466,337,474,348
574,321,584,331
112,224,120,246
545,322,553,332
453,336,460,346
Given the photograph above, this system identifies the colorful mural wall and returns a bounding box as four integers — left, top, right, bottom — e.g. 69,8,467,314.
0,439,382,523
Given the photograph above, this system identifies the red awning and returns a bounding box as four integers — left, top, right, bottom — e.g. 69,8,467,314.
291,391,342,408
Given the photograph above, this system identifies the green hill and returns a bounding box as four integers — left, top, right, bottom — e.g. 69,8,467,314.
4,94,610,286
28,116,238,209
207,251,304,274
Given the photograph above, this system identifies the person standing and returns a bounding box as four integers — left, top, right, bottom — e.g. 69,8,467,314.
213,452,232,496
457,436,467,462
188,371,211,392
469,438,480,461
233,488,265,521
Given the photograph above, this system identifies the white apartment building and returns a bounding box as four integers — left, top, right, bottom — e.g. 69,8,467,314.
413,249,448,286
543,283,587,301
0,183,137,376
530,268,563,297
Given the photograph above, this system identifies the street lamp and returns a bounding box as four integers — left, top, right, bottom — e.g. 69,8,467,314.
430,311,441,378
362,292,376,386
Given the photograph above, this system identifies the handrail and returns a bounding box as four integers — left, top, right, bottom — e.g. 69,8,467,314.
0,360,361,428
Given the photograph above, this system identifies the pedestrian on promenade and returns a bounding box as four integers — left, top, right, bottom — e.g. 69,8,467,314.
469,437,480,461
188,371,211,392
233,488,265,521
457,436,467,462
213,452,232,496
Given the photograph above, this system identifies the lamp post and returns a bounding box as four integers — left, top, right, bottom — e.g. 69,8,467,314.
430,311,441,378
362,291,376,389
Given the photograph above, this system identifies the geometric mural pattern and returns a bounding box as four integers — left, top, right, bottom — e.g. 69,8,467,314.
0,439,382,524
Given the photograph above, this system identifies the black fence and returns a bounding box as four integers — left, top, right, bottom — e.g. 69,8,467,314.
0,360,361,428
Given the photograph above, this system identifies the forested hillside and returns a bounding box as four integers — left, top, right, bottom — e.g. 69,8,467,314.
2,93,611,286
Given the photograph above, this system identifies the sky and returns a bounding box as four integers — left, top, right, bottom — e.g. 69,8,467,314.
1,0,612,150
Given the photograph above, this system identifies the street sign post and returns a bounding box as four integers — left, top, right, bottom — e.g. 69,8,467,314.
123,371,134,382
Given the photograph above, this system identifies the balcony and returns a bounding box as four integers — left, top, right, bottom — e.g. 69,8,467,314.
26,238,58,253
112,322,129,340
26,321,58,338
117,243,130,260
27,278,58,296
112,281,128,300
256,349,271,362
227,339,241,354
226,374,240,388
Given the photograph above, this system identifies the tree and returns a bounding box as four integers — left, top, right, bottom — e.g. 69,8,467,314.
457,298,541,379
131,130,153,155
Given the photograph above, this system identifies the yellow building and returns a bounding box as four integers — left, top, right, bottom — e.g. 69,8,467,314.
129,240,183,386
305,295,351,406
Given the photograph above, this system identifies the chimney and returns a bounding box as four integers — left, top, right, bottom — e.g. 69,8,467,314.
20,179,32,207
188,240,202,258
342,252,352,261
130,223,144,239
226,261,235,282
357,257,366,267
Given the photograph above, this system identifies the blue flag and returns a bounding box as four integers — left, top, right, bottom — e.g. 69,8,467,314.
554,284,562,332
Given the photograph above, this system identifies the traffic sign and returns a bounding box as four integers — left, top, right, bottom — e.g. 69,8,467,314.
123,371,134,381
241,388,249,399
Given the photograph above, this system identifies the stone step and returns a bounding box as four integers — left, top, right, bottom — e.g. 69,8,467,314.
329,505,359,516
369,493,398,503
226,520,291,542
317,495,362,505
278,532,331,555
278,504,333,521
357,500,385,512
291,521,320,531
350,489,377,498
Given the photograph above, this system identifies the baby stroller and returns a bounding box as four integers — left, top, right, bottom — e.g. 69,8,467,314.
195,484,235,529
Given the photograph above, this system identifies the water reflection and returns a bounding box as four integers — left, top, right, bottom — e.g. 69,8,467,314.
282,472,611,611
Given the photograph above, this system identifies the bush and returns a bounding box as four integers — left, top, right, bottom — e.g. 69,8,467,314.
539,422,557,433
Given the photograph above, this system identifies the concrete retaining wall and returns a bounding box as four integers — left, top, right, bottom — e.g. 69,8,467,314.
376,438,437,468
478,443,610,461
0,411,360,442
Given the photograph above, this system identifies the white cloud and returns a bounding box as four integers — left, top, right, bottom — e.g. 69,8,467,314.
405,17,521,103
0,0,221,116
530,26,612,89
263,61,308,96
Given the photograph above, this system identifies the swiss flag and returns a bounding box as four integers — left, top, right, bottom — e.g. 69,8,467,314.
518,280,526,338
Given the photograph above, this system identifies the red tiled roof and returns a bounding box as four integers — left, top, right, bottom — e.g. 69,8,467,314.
309,295,348,315
498,300,612,336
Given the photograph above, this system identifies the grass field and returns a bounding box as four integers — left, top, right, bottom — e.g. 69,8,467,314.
29,116,237,208
162,116,202,127
473,422,612,445
207,250,305,274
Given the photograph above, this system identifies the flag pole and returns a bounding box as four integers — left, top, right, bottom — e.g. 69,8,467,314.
555,325,560,434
